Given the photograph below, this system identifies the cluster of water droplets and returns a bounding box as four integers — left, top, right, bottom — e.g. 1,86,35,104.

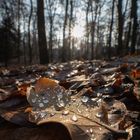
28,84,105,124
28,85,71,111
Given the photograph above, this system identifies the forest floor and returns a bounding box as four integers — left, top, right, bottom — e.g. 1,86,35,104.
0,55,140,140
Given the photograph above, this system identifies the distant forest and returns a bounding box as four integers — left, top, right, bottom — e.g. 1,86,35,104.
0,0,139,66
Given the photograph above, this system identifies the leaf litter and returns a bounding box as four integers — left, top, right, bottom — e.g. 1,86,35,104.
0,56,140,140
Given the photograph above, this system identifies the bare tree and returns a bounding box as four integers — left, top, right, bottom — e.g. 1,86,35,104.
108,0,115,59
17,0,21,63
68,0,74,60
37,0,49,64
46,0,57,62
91,1,98,60
85,0,90,59
117,0,123,56
23,14,27,65
28,0,33,64
62,0,69,62
130,0,138,54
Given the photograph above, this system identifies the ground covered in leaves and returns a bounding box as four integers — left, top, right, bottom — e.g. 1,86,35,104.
0,55,140,140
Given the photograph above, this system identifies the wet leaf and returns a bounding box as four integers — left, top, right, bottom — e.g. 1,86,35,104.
26,77,70,110
0,56,140,139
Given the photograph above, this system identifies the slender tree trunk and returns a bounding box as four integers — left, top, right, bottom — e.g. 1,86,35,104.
49,20,53,62
68,0,73,60
91,4,98,60
33,15,39,63
117,0,123,56
17,0,21,63
28,0,33,64
37,0,49,64
23,18,27,65
96,5,102,59
108,0,115,60
62,0,69,62
125,19,132,54
47,0,56,63
130,0,138,54
123,0,129,54
85,0,90,60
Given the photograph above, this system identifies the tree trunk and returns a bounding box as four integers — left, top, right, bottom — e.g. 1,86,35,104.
85,0,90,60
123,0,129,54
37,0,49,64
91,3,98,60
17,0,21,63
96,4,102,59
130,0,138,54
68,0,73,61
62,0,69,62
23,17,27,65
108,0,115,60
117,0,123,56
28,0,33,64
33,15,39,63
125,19,132,54
49,20,53,62
47,0,56,63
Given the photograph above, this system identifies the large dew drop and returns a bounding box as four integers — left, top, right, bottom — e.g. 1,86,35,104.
81,96,89,103
71,114,78,122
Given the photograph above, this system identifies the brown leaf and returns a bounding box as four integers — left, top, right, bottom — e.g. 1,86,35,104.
130,68,140,79
17,83,31,96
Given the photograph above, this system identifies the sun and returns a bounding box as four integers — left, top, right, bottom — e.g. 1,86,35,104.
72,25,85,38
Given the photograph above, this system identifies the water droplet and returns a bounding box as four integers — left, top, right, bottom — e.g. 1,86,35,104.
105,87,109,92
50,112,55,117
81,96,89,103
86,129,89,133
34,114,39,120
40,112,47,118
95,112,103,118
67,90,72,95
43,99,49,104
57,92,63,99
97,99,102,105
91,98,97,102
72,98,76,102
39,103,44,108
89,128,93,134
58,100,65,107
62,110,69,115
31,98,36,103
71,114,78,122
77,109,82,113
36,94,39,97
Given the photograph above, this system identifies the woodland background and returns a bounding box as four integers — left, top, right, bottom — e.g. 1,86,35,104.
0,0,140,66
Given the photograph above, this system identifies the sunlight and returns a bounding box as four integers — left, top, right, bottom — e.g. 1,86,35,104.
72,25,85,38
